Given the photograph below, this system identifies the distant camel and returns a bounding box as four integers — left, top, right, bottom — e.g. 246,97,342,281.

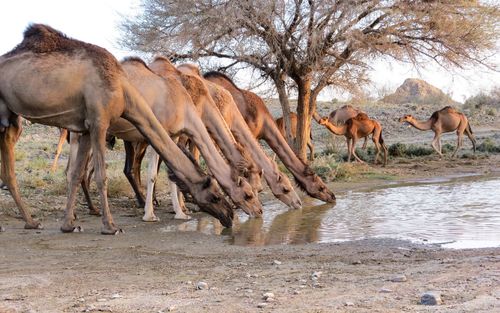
398,106,476,158
275,112,314,161
327,105,368,149
51,128,68,172
204,71,335,203
0,24,233,233
319,113,388,165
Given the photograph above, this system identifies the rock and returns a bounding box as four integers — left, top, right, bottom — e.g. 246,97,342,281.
293,290,300,295
196,281,208,290
391,275,407,282
96,298,107,302
0,226,5,232
352,260,362,265
110,293,122,299
272,260,282,265
380,288,393,293
311,271,322,279
166,305,176,311
345,301,354,306
257,303,268,308
262,292,275,301
420,291,442,305
298,279,307,284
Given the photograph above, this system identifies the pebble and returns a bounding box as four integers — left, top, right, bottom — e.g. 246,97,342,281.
166,305,177,311
96,298,107,302
293,290,300,295
311,271,322,279
391,275,407,282
272,260,282,265
262,292,275,301
352,260,362,265
257,303,268,308
196,281,209,290
380,288,393,293
345,301,354,306
110,293,122,299
420,291,442,305
0,226,5,232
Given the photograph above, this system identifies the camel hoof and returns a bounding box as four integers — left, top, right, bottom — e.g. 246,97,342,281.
24,221,43,230
73,226,84,233
174,214,191,220
153,199,161,207
101,225,122,235
142,215,160,222
60,224,77,233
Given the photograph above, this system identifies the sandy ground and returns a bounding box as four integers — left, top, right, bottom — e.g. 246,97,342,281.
0,111,499,312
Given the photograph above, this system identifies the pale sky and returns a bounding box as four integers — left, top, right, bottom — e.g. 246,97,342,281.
1,0,498,103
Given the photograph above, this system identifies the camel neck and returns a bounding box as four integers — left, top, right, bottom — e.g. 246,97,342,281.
322,121,347,135
408,118,433,131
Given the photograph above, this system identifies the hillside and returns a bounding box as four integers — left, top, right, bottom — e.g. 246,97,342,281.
382,78,458,105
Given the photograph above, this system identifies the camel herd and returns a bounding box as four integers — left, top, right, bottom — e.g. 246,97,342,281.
0,24,477,234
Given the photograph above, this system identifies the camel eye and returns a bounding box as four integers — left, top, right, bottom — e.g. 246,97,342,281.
283,187,291,194
211,195,221,203
244,193,253,201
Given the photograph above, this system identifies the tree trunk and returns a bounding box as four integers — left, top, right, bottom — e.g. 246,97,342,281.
295,76,313,162
274,76,294,147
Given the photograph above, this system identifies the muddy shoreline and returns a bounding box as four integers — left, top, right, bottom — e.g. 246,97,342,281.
1,151,500,312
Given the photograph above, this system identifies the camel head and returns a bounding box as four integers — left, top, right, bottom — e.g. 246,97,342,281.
269,170,303,210
232,176,264,217
191,177,234,228
398,114,415,124
295,167,336,203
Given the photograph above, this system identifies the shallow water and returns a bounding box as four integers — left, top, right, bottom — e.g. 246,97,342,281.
161,175,500,249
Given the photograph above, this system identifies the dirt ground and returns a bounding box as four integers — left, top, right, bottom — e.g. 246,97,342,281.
1,114,500,312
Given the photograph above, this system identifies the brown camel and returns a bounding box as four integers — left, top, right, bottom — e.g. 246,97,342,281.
327,104,368,149
398,106,476,158
203,71,335,203
275,112,315,161
319,113,388,165
0,24,233,233
176,63,302,210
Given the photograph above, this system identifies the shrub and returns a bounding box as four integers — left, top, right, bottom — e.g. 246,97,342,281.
476,138,500,153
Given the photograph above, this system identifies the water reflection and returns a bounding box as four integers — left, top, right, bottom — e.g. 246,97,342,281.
160,176,500,249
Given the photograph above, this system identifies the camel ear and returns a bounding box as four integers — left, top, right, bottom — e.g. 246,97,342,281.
237,176,243,186
277,174,282,183
260,169,264,177
202,177,212,189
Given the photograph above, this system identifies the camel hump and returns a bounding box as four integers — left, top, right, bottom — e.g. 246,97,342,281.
441,106,458,114
204,71,241,91
353,112,369,120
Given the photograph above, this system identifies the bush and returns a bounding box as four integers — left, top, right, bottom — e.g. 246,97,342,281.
388,142,434,157
476,138,500,153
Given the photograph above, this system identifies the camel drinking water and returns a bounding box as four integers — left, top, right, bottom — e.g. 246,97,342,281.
0,24,233,233
204,71,336,203
398,106,476,158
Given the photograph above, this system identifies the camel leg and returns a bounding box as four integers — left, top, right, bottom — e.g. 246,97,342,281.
346,138,352,163
170,181,190,220
362,136,368,150
452,133,463,158
308,140,315,161
465,126,476,153
123,141,146,207
51,128,68,172
143,146,160,222
81,157,100,216
61,133,91,232
88,124,120,235
351,137,365,163
0,121,41,229
373,138,381,165
431,133,443,158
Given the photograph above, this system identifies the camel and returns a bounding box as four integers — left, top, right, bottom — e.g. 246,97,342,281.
319,113,388,165
0,24,233,233
203,72,336,203
398,106,476,158
327,105,368,149
275,112,315,161
175,63,302,210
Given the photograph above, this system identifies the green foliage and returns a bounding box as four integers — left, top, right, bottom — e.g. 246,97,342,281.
388,143,434,157
476,138,500,153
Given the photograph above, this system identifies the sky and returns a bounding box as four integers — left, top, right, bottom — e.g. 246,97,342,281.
1,0,499,103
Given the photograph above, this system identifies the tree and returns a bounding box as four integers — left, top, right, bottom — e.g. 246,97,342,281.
120,0,499,161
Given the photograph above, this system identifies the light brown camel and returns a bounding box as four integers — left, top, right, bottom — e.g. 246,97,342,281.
105,57,262,221
327,104,368,149
319,113,388,165
51,127,68,172
275,112,315,161
398,106,476,158
0,24,233,233
176,63,302,210
203,71,335,203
